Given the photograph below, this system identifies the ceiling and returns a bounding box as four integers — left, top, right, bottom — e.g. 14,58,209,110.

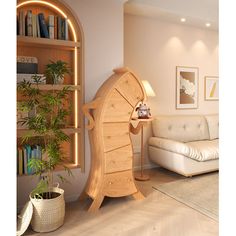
125,0,218,30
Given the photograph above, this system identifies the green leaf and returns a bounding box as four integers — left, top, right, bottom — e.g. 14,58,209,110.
17,60,73,198
31,179,48,198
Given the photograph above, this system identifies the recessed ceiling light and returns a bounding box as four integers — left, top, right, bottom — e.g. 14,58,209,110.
180,18,186,22
205,23,211,27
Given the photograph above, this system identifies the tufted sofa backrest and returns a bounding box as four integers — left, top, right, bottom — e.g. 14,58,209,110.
152,115,211,143
205,114,219,140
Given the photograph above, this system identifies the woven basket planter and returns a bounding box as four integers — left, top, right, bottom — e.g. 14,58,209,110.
30,186,65,233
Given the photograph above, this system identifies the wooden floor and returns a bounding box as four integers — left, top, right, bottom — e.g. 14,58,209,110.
25,168,218,236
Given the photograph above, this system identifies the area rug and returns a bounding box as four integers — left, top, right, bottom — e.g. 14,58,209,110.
153,172,218,221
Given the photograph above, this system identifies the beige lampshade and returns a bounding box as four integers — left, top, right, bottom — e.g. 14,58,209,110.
142,80,156,97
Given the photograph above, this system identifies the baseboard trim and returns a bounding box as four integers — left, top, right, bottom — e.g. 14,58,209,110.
64,194,80,203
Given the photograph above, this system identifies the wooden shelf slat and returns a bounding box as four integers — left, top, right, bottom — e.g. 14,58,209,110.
17,127,81,137
17,36,80,49
17,162,80,177
30,84,81,91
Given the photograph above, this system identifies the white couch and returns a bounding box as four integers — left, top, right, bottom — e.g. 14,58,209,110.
148,115,219,177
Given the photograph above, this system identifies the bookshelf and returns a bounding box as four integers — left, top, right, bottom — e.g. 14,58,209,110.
17,128,81,138
16,0,84,175
17,35,81,49
30,84,81,90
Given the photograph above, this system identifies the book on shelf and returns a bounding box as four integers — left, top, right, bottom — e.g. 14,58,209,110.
48,15,54,39
23,147,28,175
36,14,41,38
17,145,43,176
17,9,70,41
32,14,37,37
36,145,42,160
57,16,62,40
26,10,33,37
61,18,65,40
19,10,25,36
31,145,37,174
17,74,46,84
25,145,32,175
54,16,58,39
18,147,24,175
38,13,49,38
60,18,69,40
65,19,69,40
17,15,19,35
17,56,38,74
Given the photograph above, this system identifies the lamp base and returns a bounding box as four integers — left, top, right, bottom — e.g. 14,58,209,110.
135,173,150,181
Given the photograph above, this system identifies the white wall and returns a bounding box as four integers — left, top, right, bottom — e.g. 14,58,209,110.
17,0,126,209
124,14,219,115
124,14,219,167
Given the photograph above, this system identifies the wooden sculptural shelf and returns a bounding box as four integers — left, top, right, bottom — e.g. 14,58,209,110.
82,67,146,212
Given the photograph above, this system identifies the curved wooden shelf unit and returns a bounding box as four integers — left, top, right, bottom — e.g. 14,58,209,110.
17,0,85,172
82,67,146,212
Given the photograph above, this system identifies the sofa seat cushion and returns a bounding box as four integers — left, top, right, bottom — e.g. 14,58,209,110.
187,139,219,161
149,137,219,162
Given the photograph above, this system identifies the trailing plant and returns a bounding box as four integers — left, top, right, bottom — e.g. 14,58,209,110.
17,72,73,199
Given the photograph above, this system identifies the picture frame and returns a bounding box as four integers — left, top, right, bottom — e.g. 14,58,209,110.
176,66,198,109
204,76,219,101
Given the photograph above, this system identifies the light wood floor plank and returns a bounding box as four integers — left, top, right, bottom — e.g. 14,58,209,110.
25,168,218,236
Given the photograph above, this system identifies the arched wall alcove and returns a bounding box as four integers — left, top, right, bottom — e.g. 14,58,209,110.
16,0,85,170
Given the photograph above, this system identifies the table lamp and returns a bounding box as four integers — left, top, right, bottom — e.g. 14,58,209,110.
142,80,156,98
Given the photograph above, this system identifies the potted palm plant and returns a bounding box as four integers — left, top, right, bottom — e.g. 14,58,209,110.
17,61,72,233
45,60,70,84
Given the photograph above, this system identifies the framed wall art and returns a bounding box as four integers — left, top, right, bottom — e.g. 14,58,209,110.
176,66,198,109
204,76,219,101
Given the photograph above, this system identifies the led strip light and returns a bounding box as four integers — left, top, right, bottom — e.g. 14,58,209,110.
17,0,79,165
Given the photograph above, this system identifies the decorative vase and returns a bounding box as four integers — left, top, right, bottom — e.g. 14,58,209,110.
54,75,64,84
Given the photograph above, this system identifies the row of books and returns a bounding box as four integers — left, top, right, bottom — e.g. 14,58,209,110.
17,145,43,176
17,10,69,40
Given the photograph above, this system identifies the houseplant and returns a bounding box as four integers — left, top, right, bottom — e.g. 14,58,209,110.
17,62,72,232
45,60,70,84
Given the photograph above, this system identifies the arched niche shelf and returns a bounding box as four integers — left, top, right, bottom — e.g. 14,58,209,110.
16,0,85,172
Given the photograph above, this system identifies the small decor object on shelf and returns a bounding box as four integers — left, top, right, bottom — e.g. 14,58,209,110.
135,80,156,119
136,103,151,119
45,60,70,84
17,56,38,74
17,72,72,232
